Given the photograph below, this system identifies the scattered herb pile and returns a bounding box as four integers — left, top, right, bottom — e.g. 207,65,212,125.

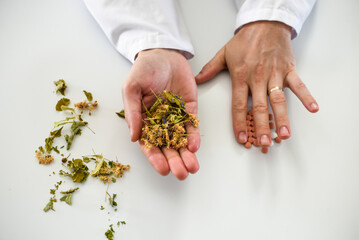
36,79,129,240
140,90,199,150
243,109,282,153
36,80,97,164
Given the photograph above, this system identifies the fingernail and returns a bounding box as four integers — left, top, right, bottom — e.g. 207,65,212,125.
239,132,247,143
310,102,319,110
279,126,290,138
260,135,270,146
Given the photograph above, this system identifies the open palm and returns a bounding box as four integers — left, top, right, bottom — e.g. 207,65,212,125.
122,49,200,180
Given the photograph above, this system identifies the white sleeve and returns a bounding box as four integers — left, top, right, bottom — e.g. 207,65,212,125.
234,0,316,39
83,0,194,63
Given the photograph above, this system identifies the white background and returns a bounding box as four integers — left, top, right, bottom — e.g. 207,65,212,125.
1,0,359,240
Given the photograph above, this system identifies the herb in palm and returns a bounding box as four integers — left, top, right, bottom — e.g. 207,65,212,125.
141,91,199,150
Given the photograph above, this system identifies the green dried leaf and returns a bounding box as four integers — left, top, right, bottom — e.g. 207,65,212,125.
60,159,89,183
83,90,93,101
117,221,126,226
56,98,70,111
60,194,72,205
38,146,45,153
50,127,63,137
54,79,67,96
60,187,79,205
65,121,86,150
72,170,89,183
163,91,185,109
116,110,125,118
44,137,54,153
43,199,55,212
60,187,79,194
105,228,114,240
107,192,117,207
52,146,60,154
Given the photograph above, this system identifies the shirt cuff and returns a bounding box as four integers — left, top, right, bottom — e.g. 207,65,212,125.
118,32,194,64
235,8,304,39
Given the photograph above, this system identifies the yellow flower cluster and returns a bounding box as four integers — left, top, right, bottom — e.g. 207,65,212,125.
35,150,54,165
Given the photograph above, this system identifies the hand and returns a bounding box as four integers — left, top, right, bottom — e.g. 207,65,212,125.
122,49,200,180
195,21,319,147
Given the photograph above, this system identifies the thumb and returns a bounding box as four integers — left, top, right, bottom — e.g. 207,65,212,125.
122,83,143,142
195,47,226,84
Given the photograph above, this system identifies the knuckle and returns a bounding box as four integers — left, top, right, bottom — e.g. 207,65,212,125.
233,119,247,132
274,116,288,125
270,92,286,105
231,65,248,84
232,101,247,114
253,102,268,113
292,80,307,91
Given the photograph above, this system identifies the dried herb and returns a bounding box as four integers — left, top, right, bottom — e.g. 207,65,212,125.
105,225,115,240
54,79,67,96
90,154,130,183
36,126,64,160
43,198,56,212
117,221,126,226
83,90,93,101
141,90,199,150
60,187,79,205
44,180,62,212
107,192,117,207
64,121,87,150
35,151,54,165
74,91,97,112
56,98,71,111
100,205,105,210
116,110,125,118
59,158,89,183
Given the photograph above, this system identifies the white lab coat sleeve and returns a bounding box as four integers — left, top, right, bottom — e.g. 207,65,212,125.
234,0,316,39
83,0,194,63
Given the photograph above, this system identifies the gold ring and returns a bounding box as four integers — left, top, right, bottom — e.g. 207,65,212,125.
268,86,283,94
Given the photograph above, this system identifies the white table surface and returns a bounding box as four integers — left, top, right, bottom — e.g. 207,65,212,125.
1,0,359,240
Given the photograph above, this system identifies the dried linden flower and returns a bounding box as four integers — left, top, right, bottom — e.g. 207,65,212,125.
35,150,54,165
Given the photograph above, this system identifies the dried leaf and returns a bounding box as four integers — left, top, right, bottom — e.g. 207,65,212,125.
43,199,55,212
60,187,79,205
107,192,118,207
54,79,67,96
83,90,93,101
116,110,125,118
56,98,70,111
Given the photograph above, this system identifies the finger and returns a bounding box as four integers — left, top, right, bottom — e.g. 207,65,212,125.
286,71,319,113
268,84,291,139
138,141,170,176
162,147,189,180
179,148,199,174
195,47,226,84
184,101,200,153
122,81,143,142
251,84,272,147
231,68,249,143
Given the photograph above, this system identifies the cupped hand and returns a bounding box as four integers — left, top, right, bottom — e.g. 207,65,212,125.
195,21,319,147
122,49,200,180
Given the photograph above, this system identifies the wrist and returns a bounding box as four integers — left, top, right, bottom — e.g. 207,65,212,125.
135,48,181,60
240,20,292,39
